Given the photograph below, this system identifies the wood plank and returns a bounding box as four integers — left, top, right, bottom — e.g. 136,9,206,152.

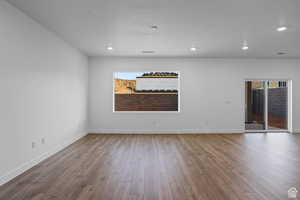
0,133,299,200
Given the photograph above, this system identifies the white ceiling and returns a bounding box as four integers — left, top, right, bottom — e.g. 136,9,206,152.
7,0,300,58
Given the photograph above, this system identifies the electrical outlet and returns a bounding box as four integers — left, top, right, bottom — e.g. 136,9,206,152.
32,142,36,149
155,121,160,127
41,138,45,144
152,121,158,127
225,100,231,104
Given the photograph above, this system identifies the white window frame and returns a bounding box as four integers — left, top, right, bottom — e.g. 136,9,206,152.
112,71,181,113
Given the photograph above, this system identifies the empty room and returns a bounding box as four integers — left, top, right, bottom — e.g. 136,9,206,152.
0,0,300,199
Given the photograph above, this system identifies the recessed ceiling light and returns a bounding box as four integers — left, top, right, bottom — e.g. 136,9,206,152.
242,46,249,50
277,26,287,32
190,47,197,52
106,46,113,51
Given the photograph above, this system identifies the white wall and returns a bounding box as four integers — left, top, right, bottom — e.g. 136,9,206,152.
0,1,88,185
88,57,300,134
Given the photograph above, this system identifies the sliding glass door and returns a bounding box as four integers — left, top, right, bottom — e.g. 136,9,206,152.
245,80,290,131
267,81,288,130
245,81,266,130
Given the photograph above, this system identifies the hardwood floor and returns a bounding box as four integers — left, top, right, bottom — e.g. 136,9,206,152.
0,133,300,200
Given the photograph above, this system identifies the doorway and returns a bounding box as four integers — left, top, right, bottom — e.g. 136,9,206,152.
245,80,291,132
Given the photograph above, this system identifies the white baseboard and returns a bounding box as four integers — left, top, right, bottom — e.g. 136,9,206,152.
88,129,244,134
293,129,300,133
0,132,87,186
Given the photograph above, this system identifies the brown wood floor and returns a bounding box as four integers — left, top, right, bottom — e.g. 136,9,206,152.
0,133,300,200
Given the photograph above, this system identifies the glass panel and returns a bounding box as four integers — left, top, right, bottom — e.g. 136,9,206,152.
245,81,265,130
267,81,288,130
